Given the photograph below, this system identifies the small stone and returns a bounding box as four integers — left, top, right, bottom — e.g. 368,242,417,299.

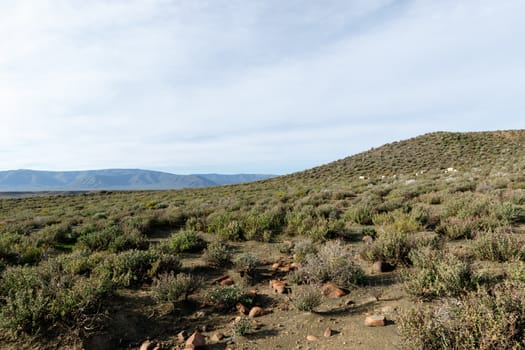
220,278,235,286
247,289,258,297
344,299,355,306
323,327,332,337
306,335,319,341
372,261,395,273
185,331,206,349
279,265,291,273
290,262,300,270
362,235,374,245
211,332,225,342
177,330,188,342
322,283,346,298
248,306,264,318
236,303,248,315
364,315,386,327
270,280,287,294
271,262,281,270
139,340,157,350
210,275,230,285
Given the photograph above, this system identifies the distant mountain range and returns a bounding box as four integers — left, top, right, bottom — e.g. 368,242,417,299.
0,169,276,191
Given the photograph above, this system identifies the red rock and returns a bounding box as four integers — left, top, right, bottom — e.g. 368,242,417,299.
210,275,230,285
247,289,258,297
279,265,290,273
290,262,300,270
271,262,280,270
306,335,319,341
269,280,287,294
322,283,346,298
220,278,234,286
323,327,332,337
236,303,248,315
364,315,386,327
185,331,206,349
248,306,264,318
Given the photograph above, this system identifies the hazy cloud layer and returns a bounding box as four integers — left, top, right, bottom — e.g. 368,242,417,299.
1,0,524,174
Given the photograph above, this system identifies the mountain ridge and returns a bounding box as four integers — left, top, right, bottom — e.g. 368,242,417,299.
0,169,276,191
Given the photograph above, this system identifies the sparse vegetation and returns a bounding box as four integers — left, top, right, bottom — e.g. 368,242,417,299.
291,285,322,312
1,130,525,348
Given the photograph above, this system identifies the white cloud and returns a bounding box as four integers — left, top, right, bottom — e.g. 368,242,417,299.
0,0,524,174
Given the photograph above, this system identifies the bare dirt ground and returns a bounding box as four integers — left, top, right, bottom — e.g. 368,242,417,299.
87,238,408,350
1,236,410,350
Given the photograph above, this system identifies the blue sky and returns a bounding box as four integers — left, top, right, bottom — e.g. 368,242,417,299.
1,0,524,174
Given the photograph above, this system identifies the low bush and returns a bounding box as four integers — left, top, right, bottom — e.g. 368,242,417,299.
361,231,414,265
93,249,157,288
473,229,525,262
300,240,364,288
436,216,477,240
0,259,111,335
233,253,259,278
292,239,317,263
291,285,322,312
203,241,232,267
344,203,376,225
206,285,252,310
156,229,205,254
399,282,525,349
152,272,202,304
403,247,477,300
148,253,182,277
231,317,253,337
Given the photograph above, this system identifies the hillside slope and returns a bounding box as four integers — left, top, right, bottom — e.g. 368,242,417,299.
290,130,525,183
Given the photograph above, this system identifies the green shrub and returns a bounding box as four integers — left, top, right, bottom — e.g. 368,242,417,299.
300,240,364,288
436,216,477,240
292,239,317,263
344,204,375,225
231,317,253,337
399,282,525,349
473,230,525,262
76,224,122,251
507,260,525,283
148,253,182,278
361,231,413,265
291,285,322,312
203,241,232,267
0,260,110,335
93,249,157,288
206,212,243,241
156,229,205,254
108,229,148,253
233,253,259,277
152,272,202,304
206,285,252,310
403,247,476,300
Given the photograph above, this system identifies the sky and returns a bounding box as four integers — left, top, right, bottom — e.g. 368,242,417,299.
1,0,524,175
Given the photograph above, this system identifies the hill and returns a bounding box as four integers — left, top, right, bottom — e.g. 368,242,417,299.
289,130,525,184
0,169,275,191
1,129,525,350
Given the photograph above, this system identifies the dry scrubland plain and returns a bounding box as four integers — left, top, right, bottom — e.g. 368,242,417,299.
1,130,525,349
